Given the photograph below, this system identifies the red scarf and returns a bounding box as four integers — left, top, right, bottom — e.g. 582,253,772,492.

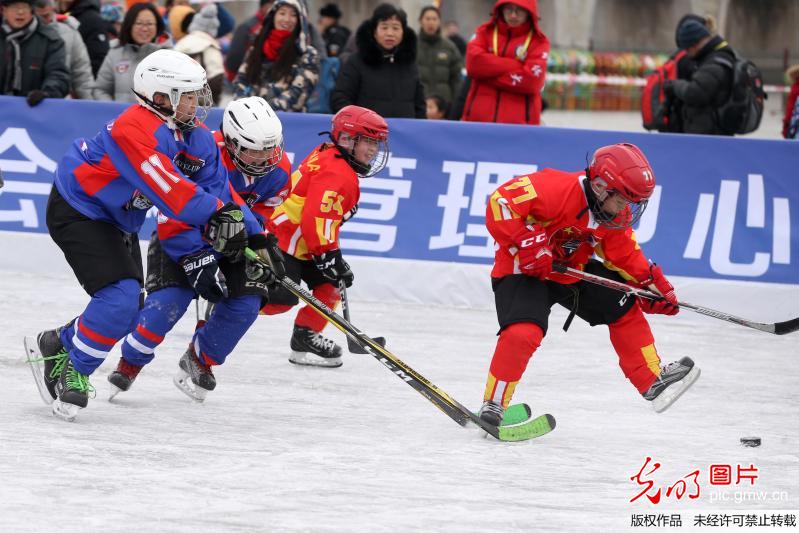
262,29,292,60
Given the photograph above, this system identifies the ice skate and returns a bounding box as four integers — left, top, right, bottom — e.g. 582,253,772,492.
52,357,93,422
108,357,144,400
643,357,701,413
24,324,71,405
478,400,505,428
288,326,343,368
173,344,216,402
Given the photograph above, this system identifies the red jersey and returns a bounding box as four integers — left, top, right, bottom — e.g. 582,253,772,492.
267,143,359,260
486,168,651,284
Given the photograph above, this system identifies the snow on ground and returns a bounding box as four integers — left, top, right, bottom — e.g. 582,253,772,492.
0,264,797,533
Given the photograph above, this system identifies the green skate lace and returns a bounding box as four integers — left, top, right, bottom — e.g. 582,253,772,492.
66,366,95,396
45,351,69,380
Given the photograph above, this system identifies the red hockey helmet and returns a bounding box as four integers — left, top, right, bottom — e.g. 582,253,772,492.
587,143,656,228
330,105,389,177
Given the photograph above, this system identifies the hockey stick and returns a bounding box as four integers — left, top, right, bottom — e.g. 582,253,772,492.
553,264,799,336
338,279,386,354
245,248,547,440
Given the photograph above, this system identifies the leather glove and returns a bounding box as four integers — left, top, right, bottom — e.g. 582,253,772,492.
512,225,553,279
181,250,228,303
312,249,354,287
26,90,47,107
203,202,248,262
246,233,284,286
638,263,679,315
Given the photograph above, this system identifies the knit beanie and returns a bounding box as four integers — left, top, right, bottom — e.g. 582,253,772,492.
676,18,711,49
188,3,219,36
168,4,195,41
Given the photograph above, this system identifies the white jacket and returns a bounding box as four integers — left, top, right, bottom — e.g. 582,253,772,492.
174,31,224,79
49,16,93,99
92,42,165,102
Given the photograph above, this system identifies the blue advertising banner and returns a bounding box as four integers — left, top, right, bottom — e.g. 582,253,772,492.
0,95,796,283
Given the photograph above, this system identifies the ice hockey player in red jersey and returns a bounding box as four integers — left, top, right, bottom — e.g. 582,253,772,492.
263,105,389,367
478,143,700,427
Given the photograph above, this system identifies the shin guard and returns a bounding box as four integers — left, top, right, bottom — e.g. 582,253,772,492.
483,322,543,408
609,305,662,393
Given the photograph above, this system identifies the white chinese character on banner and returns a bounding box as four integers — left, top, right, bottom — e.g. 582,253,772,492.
0,127,56,228
430,160,536,257
340,155,414,252
683,173,790,276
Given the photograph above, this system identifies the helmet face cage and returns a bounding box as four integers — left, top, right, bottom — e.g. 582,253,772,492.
225,135,285,178
338,134,388,178
170,84,213,131
589,179,649,229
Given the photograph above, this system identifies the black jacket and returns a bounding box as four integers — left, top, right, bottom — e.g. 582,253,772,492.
69,0,110,76
670,36,735,135
0,19,69,98
330,18,425,119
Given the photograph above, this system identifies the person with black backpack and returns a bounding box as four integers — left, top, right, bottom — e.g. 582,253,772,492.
664,17,735,135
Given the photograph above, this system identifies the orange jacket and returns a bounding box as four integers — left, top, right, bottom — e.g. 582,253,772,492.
486,168,651,284
462,0,550,125
267,143,359,260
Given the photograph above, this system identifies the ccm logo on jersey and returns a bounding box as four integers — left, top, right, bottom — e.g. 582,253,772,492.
520,233,547,248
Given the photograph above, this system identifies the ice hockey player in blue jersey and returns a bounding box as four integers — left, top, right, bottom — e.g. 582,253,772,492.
23,50,263,421
106,97,290,402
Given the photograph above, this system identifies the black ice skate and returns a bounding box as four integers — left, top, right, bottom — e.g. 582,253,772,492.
643,356,701,413
52,357,93,422
173,344,216,402
288,326,343,368
108,357,144,400
24,323,72,405
478,400,505,428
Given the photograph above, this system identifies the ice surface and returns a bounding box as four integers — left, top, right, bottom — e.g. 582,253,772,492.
0,266,797,532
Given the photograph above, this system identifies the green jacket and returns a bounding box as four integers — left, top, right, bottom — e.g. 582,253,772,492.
416,30,463,103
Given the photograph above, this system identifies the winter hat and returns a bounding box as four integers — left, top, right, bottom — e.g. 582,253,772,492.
101,2,125,23
188,3,219,36
319,3,341,19
168,4,195,41
676,18,711,49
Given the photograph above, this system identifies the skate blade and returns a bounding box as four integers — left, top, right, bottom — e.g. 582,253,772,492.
24,336,54,406
651,366,701,413
51,399,81,422
288,351,342,368
108,384,123,402
173,369,208,403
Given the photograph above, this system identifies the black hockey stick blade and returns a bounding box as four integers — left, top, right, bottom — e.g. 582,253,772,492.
348,335,386,353
774,317,799,335
338,280,387,353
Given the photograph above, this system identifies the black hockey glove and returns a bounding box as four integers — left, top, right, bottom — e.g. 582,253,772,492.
26,90,47,107
341,203,358,225
312,249,354,287
246,233,285,286
203,202,248,262
181,250,228,303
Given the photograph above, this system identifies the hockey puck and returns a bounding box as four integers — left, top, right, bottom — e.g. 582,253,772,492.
740,437,761,447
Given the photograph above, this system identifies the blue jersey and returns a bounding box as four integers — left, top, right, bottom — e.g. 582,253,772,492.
54,105,226,234
157,130,290,262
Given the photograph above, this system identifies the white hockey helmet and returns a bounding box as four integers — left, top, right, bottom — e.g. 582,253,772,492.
221,97,285,178
133,49,212,131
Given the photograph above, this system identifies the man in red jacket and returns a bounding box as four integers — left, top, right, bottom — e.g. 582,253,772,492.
478,143,701,427
462,0,549,125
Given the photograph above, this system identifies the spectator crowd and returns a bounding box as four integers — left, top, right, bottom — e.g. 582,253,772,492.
0,0,792,136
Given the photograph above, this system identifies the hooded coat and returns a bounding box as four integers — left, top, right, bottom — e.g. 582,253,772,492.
330,13,425,118
462,0,550,125
66,0,110,76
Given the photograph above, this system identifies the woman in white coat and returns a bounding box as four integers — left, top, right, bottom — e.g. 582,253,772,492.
92,3,168,102
174,4,224,105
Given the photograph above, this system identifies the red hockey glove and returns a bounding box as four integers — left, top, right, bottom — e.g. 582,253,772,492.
638,264,679,315
512,225,553,279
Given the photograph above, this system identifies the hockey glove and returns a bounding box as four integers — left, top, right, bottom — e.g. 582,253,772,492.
246,233,284,286
26,90,46,107
203,202,248,262
638,263,679,315
312,249,354,287
341,203,358,225
181,251,228,303
512,225,553,279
